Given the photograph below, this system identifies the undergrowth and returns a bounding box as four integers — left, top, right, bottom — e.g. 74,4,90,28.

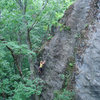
54,57,75,100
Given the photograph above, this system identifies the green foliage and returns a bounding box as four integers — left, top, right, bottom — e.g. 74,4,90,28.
47,35,53,40
0,43,44,100
75,34,81,38
13,78,44,100
59,24,71,32
60,27,64,32
60,74,65,80
6,42,36,56
64,26,71,31
68,57,75,68
54,89,74,100
54,56,75,100
0,0,75,99
75,32,85,39
85,24,89,28
69,63,74,67
0,66,44,100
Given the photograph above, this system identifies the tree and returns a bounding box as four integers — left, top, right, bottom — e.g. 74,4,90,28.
0,0,75,99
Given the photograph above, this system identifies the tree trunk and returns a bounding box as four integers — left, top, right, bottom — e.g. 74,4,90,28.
17,32,23,74
6,46,23,76
26,29,35,80
0,11,1,19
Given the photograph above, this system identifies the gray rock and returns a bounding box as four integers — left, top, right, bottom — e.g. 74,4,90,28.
75,0,100,100
39,0,100,100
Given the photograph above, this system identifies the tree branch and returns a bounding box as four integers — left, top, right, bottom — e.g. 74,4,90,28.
23,0,27,15
15,0,23,11
6,46,23,76
28,0,48,32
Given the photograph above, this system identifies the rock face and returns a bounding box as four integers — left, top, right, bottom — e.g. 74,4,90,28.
75,0,100,100
39,0,100,100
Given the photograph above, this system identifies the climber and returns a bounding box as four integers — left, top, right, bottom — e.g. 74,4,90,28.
38,60,46,73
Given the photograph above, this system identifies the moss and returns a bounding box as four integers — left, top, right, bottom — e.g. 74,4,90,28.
59,23,71,32
47,35,53,40
75,34,81,39
64,26,71,31
85,24,89,29
60,27,64,32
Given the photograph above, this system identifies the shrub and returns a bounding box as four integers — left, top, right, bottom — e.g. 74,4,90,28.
54,89,74,100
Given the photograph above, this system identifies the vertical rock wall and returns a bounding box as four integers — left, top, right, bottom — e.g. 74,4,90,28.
39,0,99,100
75,0,100,100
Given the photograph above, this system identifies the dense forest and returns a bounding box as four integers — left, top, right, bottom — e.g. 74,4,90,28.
0,0,75,100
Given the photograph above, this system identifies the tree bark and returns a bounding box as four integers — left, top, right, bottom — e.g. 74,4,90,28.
17,31,23,73
16,0,35,80
26,29,35,80
0,11,1,19
6,46,23,76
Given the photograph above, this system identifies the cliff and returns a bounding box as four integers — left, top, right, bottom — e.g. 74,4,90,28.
39,0,100,100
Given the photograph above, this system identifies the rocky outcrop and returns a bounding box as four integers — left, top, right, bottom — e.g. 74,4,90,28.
39,0,100,100
75,0,100,100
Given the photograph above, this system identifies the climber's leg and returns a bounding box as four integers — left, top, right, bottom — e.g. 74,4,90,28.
38,67,43,73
